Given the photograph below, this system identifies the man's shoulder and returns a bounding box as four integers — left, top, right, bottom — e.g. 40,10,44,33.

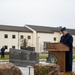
67,33,73,39
61,35,64,38
68,33,72,37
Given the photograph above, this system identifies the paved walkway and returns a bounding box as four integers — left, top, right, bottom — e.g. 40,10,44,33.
18,62,75,75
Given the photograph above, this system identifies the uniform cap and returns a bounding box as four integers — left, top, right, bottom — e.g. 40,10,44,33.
60,27,66,32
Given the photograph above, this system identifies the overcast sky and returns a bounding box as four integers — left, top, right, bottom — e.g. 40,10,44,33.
0,0,75,29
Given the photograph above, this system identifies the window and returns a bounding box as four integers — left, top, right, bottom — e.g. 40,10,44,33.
4,34,8,38
12,46,15,49
28,36,31,39
20,35,24,39
5,45,8,49
12,35,16,39
54,37,56,41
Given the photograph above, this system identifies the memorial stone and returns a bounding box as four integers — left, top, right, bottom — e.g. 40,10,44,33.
9,48,39,67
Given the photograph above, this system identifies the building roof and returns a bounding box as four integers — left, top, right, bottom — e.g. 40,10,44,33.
67,29,75,35
0,25,32,32
26,25,60,33
26,25,75,35
0,24,75,35
26,25,56,33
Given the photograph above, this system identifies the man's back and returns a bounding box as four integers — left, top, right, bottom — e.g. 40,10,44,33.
60,33,73,49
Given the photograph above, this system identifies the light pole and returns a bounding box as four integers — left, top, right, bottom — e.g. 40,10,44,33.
27,65,33,75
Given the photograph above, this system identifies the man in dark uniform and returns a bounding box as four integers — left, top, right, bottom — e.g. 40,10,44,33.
1,46,5,58
60,27,73,72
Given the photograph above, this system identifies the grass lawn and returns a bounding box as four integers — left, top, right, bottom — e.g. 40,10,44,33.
0,55,9,60
0,55,75,60
73,55,75,59
39,55,48,59
40,55,75,59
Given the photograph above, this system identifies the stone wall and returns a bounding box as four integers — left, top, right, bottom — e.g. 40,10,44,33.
9,48,39,67
34,63,60,75
0,63,22,75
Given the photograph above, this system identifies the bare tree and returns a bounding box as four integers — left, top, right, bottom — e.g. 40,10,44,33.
20,38,28,48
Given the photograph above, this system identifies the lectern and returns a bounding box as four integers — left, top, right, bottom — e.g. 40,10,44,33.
46,43,69,72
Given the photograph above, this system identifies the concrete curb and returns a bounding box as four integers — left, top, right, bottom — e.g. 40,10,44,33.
0,60,75,62
73,59,75,62
39,59,75,62
0,60,9,62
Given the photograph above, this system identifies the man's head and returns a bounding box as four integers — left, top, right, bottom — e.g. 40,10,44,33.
60,27,68,36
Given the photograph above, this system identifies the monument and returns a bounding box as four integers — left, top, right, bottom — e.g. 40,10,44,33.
9,48,39,67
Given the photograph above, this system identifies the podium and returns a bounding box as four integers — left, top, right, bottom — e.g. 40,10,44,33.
46,43,69,72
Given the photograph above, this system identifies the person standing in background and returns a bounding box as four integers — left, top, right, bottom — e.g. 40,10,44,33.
60,27,73,72
1,46,5,58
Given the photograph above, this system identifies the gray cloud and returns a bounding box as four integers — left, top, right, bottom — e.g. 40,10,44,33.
0,0,75,29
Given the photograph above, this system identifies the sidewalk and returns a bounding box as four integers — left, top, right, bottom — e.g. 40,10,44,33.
73,59,75,62
39,59,75,62
0,59,75,62
0,60,9,62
